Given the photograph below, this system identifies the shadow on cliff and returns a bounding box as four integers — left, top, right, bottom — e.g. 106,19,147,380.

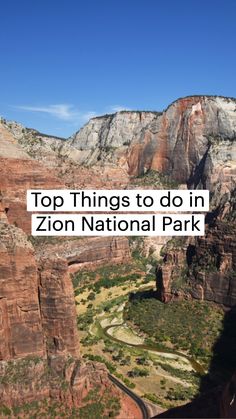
200,305,236,392
129,288,158,301
127,287,236,417
154,305,236,418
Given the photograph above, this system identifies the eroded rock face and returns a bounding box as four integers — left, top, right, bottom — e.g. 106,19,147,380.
156,239,189,303
0,222,44,361
38,257,80,357
0,122,131,233
156,221,236,307
188,222,236,306
0,157,64,233
0,221,118,409
1,96,235,229
36,236,131,273
0,221,47,405
0,119,134,410
0,96,236,415
66,97,236,213
0,124,64,233
68,111,158,167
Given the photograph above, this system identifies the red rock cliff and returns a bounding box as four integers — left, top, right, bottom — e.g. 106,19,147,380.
0,219,117,410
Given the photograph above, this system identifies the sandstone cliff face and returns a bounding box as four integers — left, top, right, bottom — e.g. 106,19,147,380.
38,257,80,357
67,111,159,166
36,236,131,273
156,221,236,307
0,219,118,410
65,97,236,213
187,222,236,306
156,238,189,303
0,222,44,361
0,120,132,410
0,121,130,235
1,97,235,307
0,123,64,234
2,96,235,218
1,119,66,167
0,221,47,405
1,96,236,416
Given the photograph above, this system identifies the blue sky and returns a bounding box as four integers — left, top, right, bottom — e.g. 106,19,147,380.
0,0,235,137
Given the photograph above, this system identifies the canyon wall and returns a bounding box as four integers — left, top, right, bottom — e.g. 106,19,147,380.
2,95,235,229
0,222,44,362
1,97,235,309
0,95,236,416
36,236,131,273
0,122,132,412
0,124,63,233
0,217,119,410
67,96,236,212
0,220,48,405
156,220,236,307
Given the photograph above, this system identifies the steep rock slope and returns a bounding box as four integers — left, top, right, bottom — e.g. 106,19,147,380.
0,220,48,405
38,256,80,357
3,96,235,212
0,124,63,233
0,222,44,362
68,111,159,166
1,119,130,189
68,97,236,202
36,236,131,273
0,95,236,416
156,220,236,307
0,218,120,411
0,123,134,415
1,97,235,307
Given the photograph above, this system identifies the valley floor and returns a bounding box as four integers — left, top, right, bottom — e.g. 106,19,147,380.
74,260,225,413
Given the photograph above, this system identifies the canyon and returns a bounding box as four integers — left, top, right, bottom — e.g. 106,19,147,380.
0,95,235,417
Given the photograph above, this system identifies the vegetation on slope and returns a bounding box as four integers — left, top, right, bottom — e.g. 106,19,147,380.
0,387,120,418
130,169,180,188
124,297,224,367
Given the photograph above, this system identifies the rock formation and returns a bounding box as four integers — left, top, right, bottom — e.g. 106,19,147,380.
0,220,47,405
0,120,134,415
0,217,130,414
38,256,80,357
0,95,236,416
188,221,236,306
1,95,235,229
65,96,236,213
0,124,63,233
0,222,44,362
155,219,236,307
36,236,130,273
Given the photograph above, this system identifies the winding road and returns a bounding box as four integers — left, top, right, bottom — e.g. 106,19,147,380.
108,373,150,419
89,292,206,417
